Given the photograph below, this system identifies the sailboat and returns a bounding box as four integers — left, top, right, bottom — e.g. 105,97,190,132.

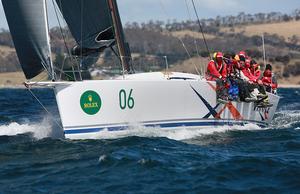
2,0,280,139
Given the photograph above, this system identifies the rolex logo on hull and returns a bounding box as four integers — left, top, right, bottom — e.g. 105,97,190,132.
80,91,102,115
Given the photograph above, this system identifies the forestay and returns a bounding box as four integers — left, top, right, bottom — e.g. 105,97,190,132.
2,0,53,79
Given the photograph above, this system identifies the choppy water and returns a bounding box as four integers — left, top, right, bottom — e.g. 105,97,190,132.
0,88,299,193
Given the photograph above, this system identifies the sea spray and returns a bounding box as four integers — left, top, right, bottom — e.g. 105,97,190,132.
91,123,262,141
0,116,64,139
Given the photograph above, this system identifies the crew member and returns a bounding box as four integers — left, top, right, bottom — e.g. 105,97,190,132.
250,60,261,82
231,51,263,102
206,52,227,81
261,64,278,94
249,60,272,107
206,52,228,102
224,53,239,101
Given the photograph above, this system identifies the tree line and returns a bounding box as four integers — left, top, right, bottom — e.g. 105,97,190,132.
0,8,299,78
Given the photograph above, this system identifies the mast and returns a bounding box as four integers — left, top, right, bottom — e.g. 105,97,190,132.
107,0,132,73
262,34,267,68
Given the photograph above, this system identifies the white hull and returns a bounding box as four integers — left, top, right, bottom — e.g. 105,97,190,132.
49,72,280,139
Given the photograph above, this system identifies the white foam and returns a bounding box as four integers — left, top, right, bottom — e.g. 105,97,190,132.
92,123,262,141
271,110,300,129
5,116,293,141
0,117,64,139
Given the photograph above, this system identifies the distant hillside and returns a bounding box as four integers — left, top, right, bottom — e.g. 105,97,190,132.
169,30,216,40
0,45,19,72
220,21,300,43
1,8,300,85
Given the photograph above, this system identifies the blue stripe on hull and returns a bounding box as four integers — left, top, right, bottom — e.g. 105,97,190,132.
64,120,267,135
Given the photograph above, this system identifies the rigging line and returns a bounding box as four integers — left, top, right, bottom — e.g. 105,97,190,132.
159,0,201,76
194,40,200,57
180,38,201,76
53,64,79,81
53,0,81,81
110,47,123,73
56,0,82,77
262,34,267,69
184,0,203,76
25,73,50,87
184,0,198,56
185,0,200,57
184,0,193,22
191,0,211,60
80,0,83,60
40,61,52,79
26,87,63,130
194,40,203,75
37,59,82,82
158,0,192,58
52,0,71,57
79,0,84,81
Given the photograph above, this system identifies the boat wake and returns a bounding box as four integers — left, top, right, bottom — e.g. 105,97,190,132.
1,109,299,141
90,123,262,141
0,121,262,141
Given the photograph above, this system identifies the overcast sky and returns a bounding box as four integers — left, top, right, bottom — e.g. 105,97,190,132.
0,0,300,29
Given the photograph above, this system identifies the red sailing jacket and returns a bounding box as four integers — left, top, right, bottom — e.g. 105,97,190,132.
224,59,236,76
251,67,261,82
261,69,278,89
241,68,257,82
206,60,227,81
239,61,256,82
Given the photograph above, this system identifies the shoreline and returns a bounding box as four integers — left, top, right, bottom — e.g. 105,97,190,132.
278,84,300,88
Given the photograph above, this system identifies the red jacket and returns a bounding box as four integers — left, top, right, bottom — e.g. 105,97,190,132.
239,61,256,82
241,68,257,82
261,70,278,89
206,60,227,81
245,59,251,69
251,68,261,82
225,59,239,76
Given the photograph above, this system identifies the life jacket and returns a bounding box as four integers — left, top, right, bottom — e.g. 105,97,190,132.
206,60,226,81
261,69,278,90
250,66,261,81
245,59,251,69
241,68,256,82
262,69,272,84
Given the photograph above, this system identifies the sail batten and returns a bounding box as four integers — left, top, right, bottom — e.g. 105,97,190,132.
2,0,53,79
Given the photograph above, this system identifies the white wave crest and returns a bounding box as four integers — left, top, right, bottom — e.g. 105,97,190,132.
0,118,64,139
271,110,300,129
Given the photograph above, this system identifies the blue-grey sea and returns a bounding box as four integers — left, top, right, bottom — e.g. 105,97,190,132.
0,88,299,193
